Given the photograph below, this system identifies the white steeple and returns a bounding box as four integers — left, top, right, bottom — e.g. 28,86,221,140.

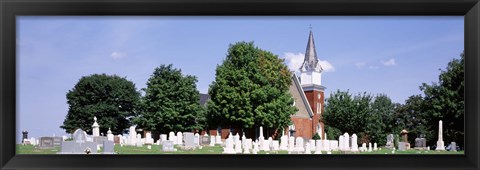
300,29,324,89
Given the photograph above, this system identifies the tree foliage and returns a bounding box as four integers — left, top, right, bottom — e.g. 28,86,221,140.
323,90,395,145
420,51,464,146
61,74,140,135
133,64,206,134
207,42,297,131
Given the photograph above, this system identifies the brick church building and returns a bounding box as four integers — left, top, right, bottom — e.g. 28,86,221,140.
287,29,325,140
205,30,326,140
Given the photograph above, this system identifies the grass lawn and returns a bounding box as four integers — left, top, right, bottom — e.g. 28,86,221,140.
16,144,463,155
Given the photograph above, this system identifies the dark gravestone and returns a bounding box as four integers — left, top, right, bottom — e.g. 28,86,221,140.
200,136,211,146
39,137,55,149
53,137,63,147
103,141,115,154
22,131,28,143
114,136,121,144
414,138,427,149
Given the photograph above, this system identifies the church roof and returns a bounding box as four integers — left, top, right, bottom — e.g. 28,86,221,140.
290,73,314,118
299,30,323,72
199,93,210,106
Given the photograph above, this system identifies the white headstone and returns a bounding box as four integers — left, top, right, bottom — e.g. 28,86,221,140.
436,120,445,150
235,138,242,153
309,139,316,151
304,143,311,154
374,143,378,151
215,135,222,144
209,136,215,146
145,132,153,145
92,116,100,137
258,126,265,149
280,135,288,150
160,134,167,142
294,137,304,152
223,138,235,154
168,132,177,145
288,136,295,152
330,140,339,151
368,142,372,152
177,132,183,145
272,140,280,151
343,133,350,151
194,133,200,146
128,126,137,146
243,139,252,154
338,135,344,151
361,143,367,152
314,140,322,154
351,134,358,152
322,139,330,151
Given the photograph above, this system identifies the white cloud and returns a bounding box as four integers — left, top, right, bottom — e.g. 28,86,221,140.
283,52,335,72
111,51,125,60
355,62,366,69
319,60,335,72
382,58,396,66
284,52,304,72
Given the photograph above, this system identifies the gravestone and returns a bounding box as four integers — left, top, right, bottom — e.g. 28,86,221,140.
200,136,211,146
235,138,242,153
343,133,350,151
435,120,445,151
184,132,196,148
450,142,457,152
294,137,304,153
128,126,137,146
162,141,176,152
103,140,115,154
351,134,359,152
223,138,235,154
338,135,344,151
368,142,372,152
168,132,177,145
322,139,330,151
309,140,316,152
280,135,288,150
160,134,167,142
94,136,108,145
107,128,114,141
145,132,154,145
398,142,407,151
374,143,378,151
272,140,280,151
177,132,183,145
209,136,215,146
215,135,222,144
194,133,200,146
58,129,98,154
314,140,322,154
39,137,55,149
53,137,63,147
386,134,394,149
287,136,295,152
414,136,427,150
304,143,311,154
114,136,121,144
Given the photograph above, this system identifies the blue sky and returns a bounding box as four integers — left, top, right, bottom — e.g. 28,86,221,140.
16,16,464,143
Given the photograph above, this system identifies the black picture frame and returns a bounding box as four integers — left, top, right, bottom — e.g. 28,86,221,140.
1,0,479,170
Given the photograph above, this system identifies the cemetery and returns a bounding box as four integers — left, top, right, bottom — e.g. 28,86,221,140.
18,117,463,155
16,29,465,156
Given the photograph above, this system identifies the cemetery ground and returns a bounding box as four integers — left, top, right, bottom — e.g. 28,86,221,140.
16,144,463,155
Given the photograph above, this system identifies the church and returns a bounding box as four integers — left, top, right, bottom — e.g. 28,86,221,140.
204,30,326,140
287,29,325,140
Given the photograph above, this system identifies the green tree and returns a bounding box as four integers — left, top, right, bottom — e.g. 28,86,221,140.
323,90,370,137
61,74,140,135
367,94,395,145
393,95,431,145
420,51,464,146
133,64,205,134
207,42,297,133
324,90,395,144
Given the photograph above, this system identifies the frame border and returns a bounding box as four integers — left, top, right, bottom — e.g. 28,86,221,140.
1,0,479,170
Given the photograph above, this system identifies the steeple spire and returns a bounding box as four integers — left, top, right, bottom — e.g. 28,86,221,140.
299,29,323,72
